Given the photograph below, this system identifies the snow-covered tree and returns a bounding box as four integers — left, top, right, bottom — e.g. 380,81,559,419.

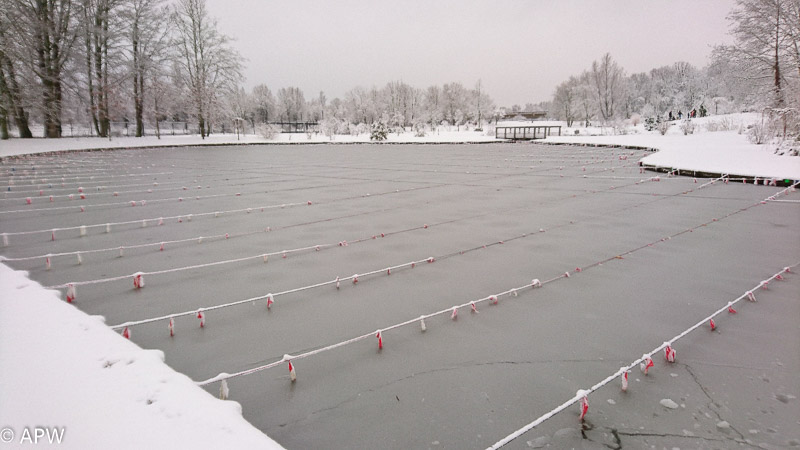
276,86,305,122
123,0,170,137
0,9,33,139
471,79,494,129
172,0,243,138
10,0,79,137
590,53,625,122
715,0,797,108
442,82,468,128
552,76,579,126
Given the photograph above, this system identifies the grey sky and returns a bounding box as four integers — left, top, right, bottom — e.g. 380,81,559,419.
205,0,736,107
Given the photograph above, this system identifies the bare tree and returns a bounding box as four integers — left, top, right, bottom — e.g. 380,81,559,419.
552,76,579,127
471,79,494,129
123,0,170,137
276,86,305,122
591,53,624,122
578,71,595,127
11,0,79,137
717,0,797,107
79,0,124,137
423,85,443,127
442,82,468,128
0,15,33,138
172,0,243,138
251,84,275,123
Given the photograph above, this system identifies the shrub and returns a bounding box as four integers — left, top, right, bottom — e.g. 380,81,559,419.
256,123,281,139
370,121,389,141
644,117,660,131
747,121,771,144
705,117,733,132
657,120,669,135
413,121,426,137
680,120,695,135
319,118,338,140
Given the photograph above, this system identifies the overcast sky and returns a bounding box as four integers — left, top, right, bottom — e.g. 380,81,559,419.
204,0,736,107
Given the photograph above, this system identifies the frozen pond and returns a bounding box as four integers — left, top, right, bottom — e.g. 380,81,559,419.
2,143,798,449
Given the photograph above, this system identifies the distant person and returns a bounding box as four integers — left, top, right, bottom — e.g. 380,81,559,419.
678,110,683,120
699,104,707,117
668,111,674,121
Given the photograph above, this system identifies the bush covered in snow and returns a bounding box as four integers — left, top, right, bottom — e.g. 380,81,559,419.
680,120,696,135
256,123,281,139
644,116,660,131
370,121,389,141
413,121,426,137
704,117,735,132
319,118,338,140
747,121,773,145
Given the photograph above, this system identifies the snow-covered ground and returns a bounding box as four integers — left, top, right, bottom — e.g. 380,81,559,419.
545,113,800,181
2,113,798,180
0,129,497,158
0,263,283,449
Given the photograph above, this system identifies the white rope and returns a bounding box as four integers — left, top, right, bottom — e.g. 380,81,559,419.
112,256,441,330
487,263,797,449
46,243,327,290
190,185,798,389
0,190,254,215
1,183,432,236
195,274,563,386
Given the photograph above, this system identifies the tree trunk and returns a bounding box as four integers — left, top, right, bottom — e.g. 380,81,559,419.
774,7,783,107
84,7,100,136
0,54,33,138
0,101,8,139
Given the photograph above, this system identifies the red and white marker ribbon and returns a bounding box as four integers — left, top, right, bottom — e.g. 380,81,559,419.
577,390,589,420
621,370,629,391
727,302,737,314
133,272,144,289
664,344,676,363
640,355,654,375
66,284,76,303
451,307,458,320
169,317,175,337
122,327,131,339
197,310,205,328
288,359,297,382
267,294,274,310
709,318,716,331
376,330,383,349
471,302,479,313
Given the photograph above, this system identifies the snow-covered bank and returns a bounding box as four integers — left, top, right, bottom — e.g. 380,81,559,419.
545,114,800,180
0,129,497,159
546,130,800,180
2,113,798,180
0,263,282,449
